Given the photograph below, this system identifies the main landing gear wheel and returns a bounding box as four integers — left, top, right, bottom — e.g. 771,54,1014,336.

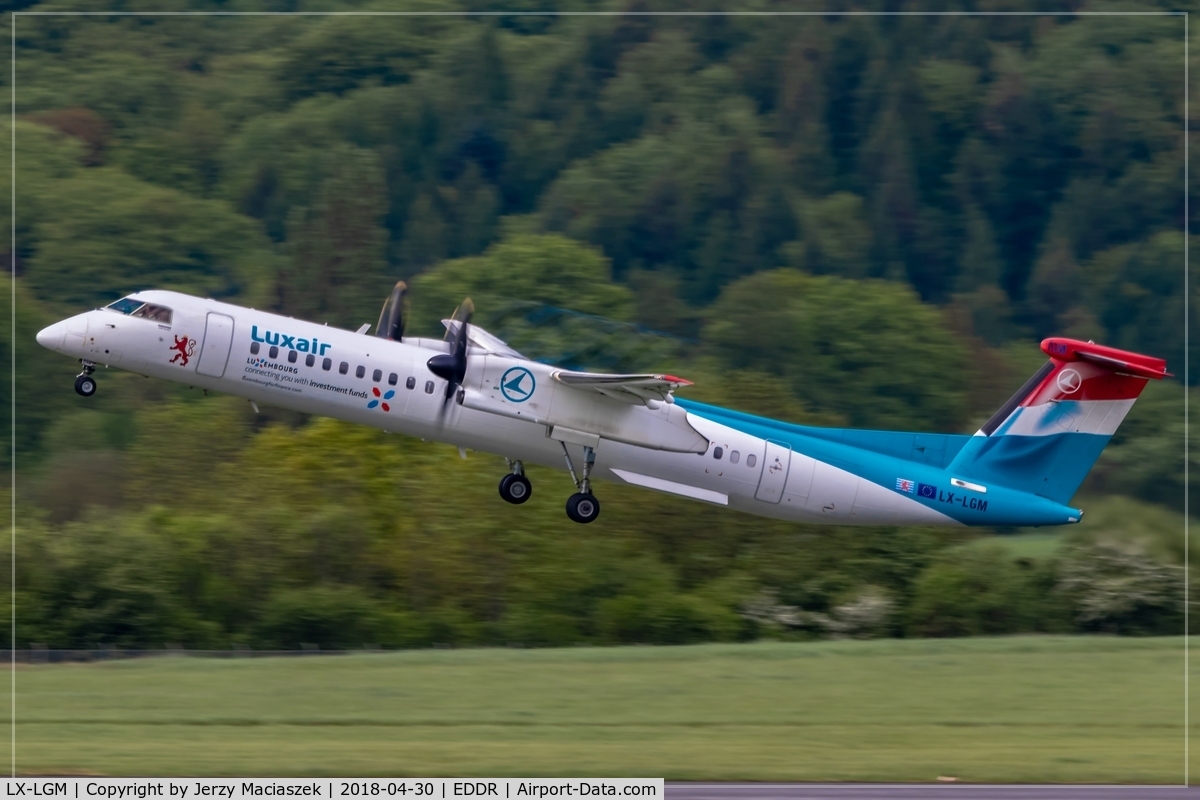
499,473,532,505
560,443,601,524
566,492,601,524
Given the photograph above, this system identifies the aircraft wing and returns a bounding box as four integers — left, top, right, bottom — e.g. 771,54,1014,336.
551,370,693,404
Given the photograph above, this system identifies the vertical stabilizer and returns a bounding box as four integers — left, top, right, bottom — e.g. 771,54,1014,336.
945,338,1170,504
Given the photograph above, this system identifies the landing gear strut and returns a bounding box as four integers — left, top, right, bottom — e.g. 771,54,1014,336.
499,459,532,505
74,361,97,397
561,443,601,524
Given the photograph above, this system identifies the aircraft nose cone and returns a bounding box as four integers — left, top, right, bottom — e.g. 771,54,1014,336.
36,321,66,350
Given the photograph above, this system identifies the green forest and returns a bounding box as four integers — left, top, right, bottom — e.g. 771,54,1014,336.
0,4,1193,649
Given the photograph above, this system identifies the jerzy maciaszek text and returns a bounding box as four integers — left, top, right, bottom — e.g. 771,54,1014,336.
80,785,322,798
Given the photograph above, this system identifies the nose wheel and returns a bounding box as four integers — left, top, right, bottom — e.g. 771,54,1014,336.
74,361,97,397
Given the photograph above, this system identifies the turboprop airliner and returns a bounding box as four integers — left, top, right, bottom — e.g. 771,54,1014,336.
35,284,1170,526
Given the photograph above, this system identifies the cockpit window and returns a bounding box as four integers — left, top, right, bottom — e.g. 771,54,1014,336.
105,298,145,315
131,303,172,324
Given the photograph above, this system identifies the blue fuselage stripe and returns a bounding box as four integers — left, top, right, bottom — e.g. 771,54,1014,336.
676,398,1083,527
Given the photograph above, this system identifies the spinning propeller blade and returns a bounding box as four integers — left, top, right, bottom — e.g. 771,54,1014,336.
426,298,474,423
375,281,408,342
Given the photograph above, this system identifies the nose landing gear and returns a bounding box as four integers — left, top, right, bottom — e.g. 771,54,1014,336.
74,361,97,397
499,459,532,505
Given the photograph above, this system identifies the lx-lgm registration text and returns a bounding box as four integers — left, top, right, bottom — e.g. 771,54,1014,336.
7,784,68,797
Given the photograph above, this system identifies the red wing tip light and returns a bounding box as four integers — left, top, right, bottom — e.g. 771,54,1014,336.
661,375,693,386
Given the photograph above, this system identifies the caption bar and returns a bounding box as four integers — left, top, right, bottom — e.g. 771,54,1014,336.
0,781,664,800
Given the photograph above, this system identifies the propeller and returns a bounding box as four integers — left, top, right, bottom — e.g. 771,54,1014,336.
426,298,474,420
375,281,408,341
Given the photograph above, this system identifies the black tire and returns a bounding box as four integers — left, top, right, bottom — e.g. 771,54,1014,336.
565,492,600,524
74,374,97,397
499,474,533,505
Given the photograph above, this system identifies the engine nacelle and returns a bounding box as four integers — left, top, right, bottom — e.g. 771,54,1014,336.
461,356,707,453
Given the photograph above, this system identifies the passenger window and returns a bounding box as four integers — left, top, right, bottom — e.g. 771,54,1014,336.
713,447,723,460
425,380,435,394
356,365,366,379
406,377,416,390
287,350,298,364
730,450,740,464
305,354,315,367
269,346,279,359
372,369,382,382
131,303,172,324
322,357,332,371
339,362,349,375
388,373,398,386
747,454,757,468
250,342,260,355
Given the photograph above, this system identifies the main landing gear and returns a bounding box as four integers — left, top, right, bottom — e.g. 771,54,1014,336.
497,447,602,524
499,459,532,505
74,361,97,397
561,443,601,524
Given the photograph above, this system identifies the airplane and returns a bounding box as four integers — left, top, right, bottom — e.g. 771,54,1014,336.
35,283,1170,527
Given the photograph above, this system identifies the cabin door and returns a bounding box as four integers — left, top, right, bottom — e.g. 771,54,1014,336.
195,313,235,378
754,440,792,503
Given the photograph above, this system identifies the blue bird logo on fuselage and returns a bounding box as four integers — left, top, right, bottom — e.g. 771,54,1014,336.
500,367,536,403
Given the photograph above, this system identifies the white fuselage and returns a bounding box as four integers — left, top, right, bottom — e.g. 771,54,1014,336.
36,290,957,526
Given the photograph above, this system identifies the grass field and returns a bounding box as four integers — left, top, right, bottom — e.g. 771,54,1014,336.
6,636,1190,782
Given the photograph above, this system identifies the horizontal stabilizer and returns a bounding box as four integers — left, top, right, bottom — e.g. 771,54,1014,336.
1042,337,1172,380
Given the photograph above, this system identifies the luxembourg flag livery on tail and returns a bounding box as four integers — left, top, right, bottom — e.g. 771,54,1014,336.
36,285,1170,526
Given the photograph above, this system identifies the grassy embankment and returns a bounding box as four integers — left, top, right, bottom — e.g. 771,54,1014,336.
7,635,1189,781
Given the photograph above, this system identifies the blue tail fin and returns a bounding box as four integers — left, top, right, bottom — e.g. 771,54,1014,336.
945,338,1170,504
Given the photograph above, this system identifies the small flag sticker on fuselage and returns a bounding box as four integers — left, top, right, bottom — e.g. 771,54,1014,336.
896,478,914,493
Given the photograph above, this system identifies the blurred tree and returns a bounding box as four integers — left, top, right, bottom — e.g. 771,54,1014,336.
277,145,392,329
253,585,424,649
12,511,223,648
124,397,253,509
703,269,970,430
1084,232,1191,384
906,545,1047,637
275,14,447,101
23,107,112,166
1056,543,1183,636
793,192,872,277
23,166,277,311
411,232,638,366
1085,379,1196,511
0,276,76,467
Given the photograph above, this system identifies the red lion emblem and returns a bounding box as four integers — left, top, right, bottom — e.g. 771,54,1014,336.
169,335,195,366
